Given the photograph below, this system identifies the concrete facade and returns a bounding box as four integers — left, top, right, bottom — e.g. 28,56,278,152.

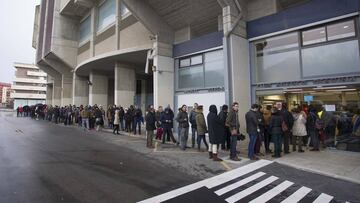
33,0,359,132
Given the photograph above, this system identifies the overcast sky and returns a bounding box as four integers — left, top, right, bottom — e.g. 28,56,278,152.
0,0,40,84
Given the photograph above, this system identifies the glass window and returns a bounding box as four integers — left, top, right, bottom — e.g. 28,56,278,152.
191,55,202,65
180,58,190,67
302,40,360,77
302,27,326,46
178,65,204,89
254,32,301,83
256,32,299,54
204,50,224,87
79,15,91,43
97,0,116,32
327,20,356,41
120,2,130,16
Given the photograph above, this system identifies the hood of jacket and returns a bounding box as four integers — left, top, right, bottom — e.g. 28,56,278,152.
209,105,217,114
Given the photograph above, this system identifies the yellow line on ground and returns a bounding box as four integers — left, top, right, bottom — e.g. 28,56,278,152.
220,161,232,171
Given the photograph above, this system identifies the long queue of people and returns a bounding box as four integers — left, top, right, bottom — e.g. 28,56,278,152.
17,100,360,162
144,102,242,162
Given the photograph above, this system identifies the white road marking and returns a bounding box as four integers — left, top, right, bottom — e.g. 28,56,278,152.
137,160,273,203
225,176,279,203
313,193,334,203
215,172,266,196
281,186,312,203
249,180,294,203
206,160,273,189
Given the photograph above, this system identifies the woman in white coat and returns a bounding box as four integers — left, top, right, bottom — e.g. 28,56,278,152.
113,108,120,135
292,107,307,152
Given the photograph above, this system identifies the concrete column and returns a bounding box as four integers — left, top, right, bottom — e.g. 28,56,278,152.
46,85,53,105
90,7,96,57
114,63,136,107
153,42,174,109
89,72,108,107
141,79,146,112
72,74,89,106
115,0,120,50
61,73,73,106
223,5,250,133
53,77,62,106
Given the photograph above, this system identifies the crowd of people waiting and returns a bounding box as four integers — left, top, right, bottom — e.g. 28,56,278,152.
16,100,360,162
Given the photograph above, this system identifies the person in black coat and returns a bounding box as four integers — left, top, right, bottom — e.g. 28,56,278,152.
160,107,177,144
207,105,224,161
145,105,156,148
219,105,231,150
269,108,284,158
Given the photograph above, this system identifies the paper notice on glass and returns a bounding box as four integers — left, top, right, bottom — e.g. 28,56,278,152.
325,104,336,112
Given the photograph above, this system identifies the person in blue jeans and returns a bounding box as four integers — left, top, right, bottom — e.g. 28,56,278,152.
245,104,260,160
226,102,241,161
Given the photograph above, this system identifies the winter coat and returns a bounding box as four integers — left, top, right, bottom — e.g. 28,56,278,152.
80,109,89,119
269,111,283,135
114,110,120,125
219,110,231,136
195,110,207,135
263,108,272,126
177,111,189,128
161,108,174,129
245,110,259,134
189,110,197,129
226,108,240,131
145,111,156,131
119,108,125,120
281,108,294,130
207,105,224,144
292,112,307,136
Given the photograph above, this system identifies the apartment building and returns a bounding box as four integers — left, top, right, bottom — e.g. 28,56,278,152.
11,63,47,109
0,82,12,108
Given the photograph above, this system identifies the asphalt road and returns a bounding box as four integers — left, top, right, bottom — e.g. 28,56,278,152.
142,160,360,203
0,111,198,203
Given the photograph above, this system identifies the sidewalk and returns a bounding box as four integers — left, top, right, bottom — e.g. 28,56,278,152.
52,120,360,184
271,148,360,184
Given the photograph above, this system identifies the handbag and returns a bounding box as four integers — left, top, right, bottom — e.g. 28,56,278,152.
282,120,289,132
237,133,246,141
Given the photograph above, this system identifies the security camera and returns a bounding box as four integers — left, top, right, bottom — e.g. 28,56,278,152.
87,80,92,85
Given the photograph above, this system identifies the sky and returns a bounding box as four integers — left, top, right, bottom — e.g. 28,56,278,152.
0,0,40,84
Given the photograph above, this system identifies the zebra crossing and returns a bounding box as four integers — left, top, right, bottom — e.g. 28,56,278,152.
138,160,349,203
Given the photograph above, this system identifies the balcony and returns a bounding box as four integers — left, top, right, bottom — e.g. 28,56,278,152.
27,71,47,77
10,93,46,99
60,0,93,17
14,78,47,84
11,85,47,91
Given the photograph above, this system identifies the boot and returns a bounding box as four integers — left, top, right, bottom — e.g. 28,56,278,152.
213,154,223,162
208,152,213,159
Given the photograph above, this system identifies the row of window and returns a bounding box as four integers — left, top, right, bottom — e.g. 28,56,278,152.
177,50,224,90
79,0,130,43
253,18,360,83
255,19,357,55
